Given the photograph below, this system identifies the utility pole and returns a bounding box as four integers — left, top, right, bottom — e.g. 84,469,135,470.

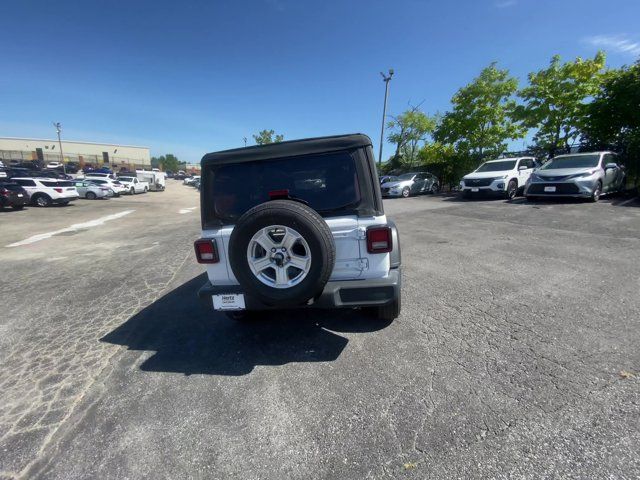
378,69,394,167
243,137,247,147
53,122,66,174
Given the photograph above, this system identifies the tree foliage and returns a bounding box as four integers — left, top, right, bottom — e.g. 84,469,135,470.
516,52,606,156
583,60,640,184
253,129,284,145
151,154,183,172
386,106,437,167
434,63,524,161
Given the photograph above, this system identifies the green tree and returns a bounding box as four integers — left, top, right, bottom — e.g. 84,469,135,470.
387,105,437,167
516,52,606,156
435,62,524,162
583,61,640,185
151,154,181,172
253,129,284,145
416,142,470,189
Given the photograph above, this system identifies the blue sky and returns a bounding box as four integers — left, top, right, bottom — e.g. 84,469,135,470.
1,0,639,162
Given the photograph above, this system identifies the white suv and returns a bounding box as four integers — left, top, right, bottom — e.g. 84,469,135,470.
460,157,538,199
12,177,80,207
195,134,402,321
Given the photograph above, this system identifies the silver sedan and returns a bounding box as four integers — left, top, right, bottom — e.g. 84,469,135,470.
525,152,625,202
73,180,112,200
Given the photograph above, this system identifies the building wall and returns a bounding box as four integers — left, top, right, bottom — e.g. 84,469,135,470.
0,137,151,169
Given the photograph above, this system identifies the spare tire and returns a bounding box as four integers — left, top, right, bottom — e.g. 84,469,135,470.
229,200,336,307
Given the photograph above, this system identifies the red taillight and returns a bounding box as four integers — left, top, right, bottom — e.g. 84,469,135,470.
366,226,392,254
54,188,63,193
268,189,289,199
194,238,219,263
0,188,8,196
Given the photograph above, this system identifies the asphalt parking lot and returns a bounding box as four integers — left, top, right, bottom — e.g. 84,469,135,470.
1,183,639,479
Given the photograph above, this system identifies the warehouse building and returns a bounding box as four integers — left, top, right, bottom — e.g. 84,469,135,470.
0,137,151,170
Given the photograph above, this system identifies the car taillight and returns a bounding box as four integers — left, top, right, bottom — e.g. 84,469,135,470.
54,188,63,193
194,238,219,263
366,226,392,254
0,188,8,196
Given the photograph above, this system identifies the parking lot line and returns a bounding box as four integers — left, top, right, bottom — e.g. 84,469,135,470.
5,210,135,247
178,207,198,214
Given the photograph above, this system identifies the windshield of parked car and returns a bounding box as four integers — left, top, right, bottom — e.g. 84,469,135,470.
397,173,416,180
210,151,361,222
475,161,516,172
119,177,134,182
540,154,601,169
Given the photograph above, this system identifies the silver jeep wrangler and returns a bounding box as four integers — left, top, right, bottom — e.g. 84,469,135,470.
195,134,401,320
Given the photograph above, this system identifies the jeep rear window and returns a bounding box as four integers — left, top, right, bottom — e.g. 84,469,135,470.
210,151,361,222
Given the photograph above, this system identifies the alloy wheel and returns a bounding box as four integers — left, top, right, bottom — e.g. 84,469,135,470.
246,225,312,289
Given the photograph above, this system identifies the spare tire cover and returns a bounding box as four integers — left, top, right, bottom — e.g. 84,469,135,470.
228,200,336,307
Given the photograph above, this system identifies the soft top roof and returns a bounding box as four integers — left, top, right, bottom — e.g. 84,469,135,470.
201,133,372,166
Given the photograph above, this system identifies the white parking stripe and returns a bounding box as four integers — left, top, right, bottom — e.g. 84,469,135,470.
617,197,638,207
178,207,198,214
6,210,135,248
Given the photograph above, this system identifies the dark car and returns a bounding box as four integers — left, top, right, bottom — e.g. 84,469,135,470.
0,182,27,210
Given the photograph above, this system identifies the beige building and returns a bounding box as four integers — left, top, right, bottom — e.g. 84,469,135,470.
0,137,151,170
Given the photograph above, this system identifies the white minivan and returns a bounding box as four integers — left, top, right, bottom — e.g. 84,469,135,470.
460,157,538,199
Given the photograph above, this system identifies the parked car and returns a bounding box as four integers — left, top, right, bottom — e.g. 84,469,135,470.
381,172,439,198
12,178,79,207
525,152,625,202
117,176,149,194
83,172,116,180
195,133,401,321
137,170,166,191
73,180,112,199
0,181,27,210
460,157,538,199
85,178,128,196
184,175,200,185
46,161,64,169
379,175,398,185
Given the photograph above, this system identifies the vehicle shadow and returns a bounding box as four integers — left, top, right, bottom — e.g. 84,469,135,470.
101,274,391,376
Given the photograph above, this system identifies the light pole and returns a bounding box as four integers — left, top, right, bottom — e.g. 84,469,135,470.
378,69,394,167
53,122,66,174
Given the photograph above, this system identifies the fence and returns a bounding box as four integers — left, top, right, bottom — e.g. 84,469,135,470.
0,150,150,171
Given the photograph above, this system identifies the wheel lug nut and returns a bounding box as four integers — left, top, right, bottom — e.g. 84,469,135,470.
271,248,276,252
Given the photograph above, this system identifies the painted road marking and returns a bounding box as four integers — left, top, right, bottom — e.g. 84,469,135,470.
6,210,135,248
616,197,638,207
179,207,198,214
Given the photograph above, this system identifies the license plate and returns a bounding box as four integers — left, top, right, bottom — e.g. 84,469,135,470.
471,188,479,192
17,194,23,197
544,186,556,192
213,294,245,311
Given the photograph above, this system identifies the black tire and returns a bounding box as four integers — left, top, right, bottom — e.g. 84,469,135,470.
590,181,602,203
86,191,97,200
371,295,401,321
430,183,440,194
401,186,411,198
130,187,135,195
526,195,538,202
228,200,336,307
12,205,24,210
462,190,471,199
33,194,52,207
506,180,518,200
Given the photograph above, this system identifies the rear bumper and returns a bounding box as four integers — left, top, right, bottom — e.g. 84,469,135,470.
198,267,402,311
